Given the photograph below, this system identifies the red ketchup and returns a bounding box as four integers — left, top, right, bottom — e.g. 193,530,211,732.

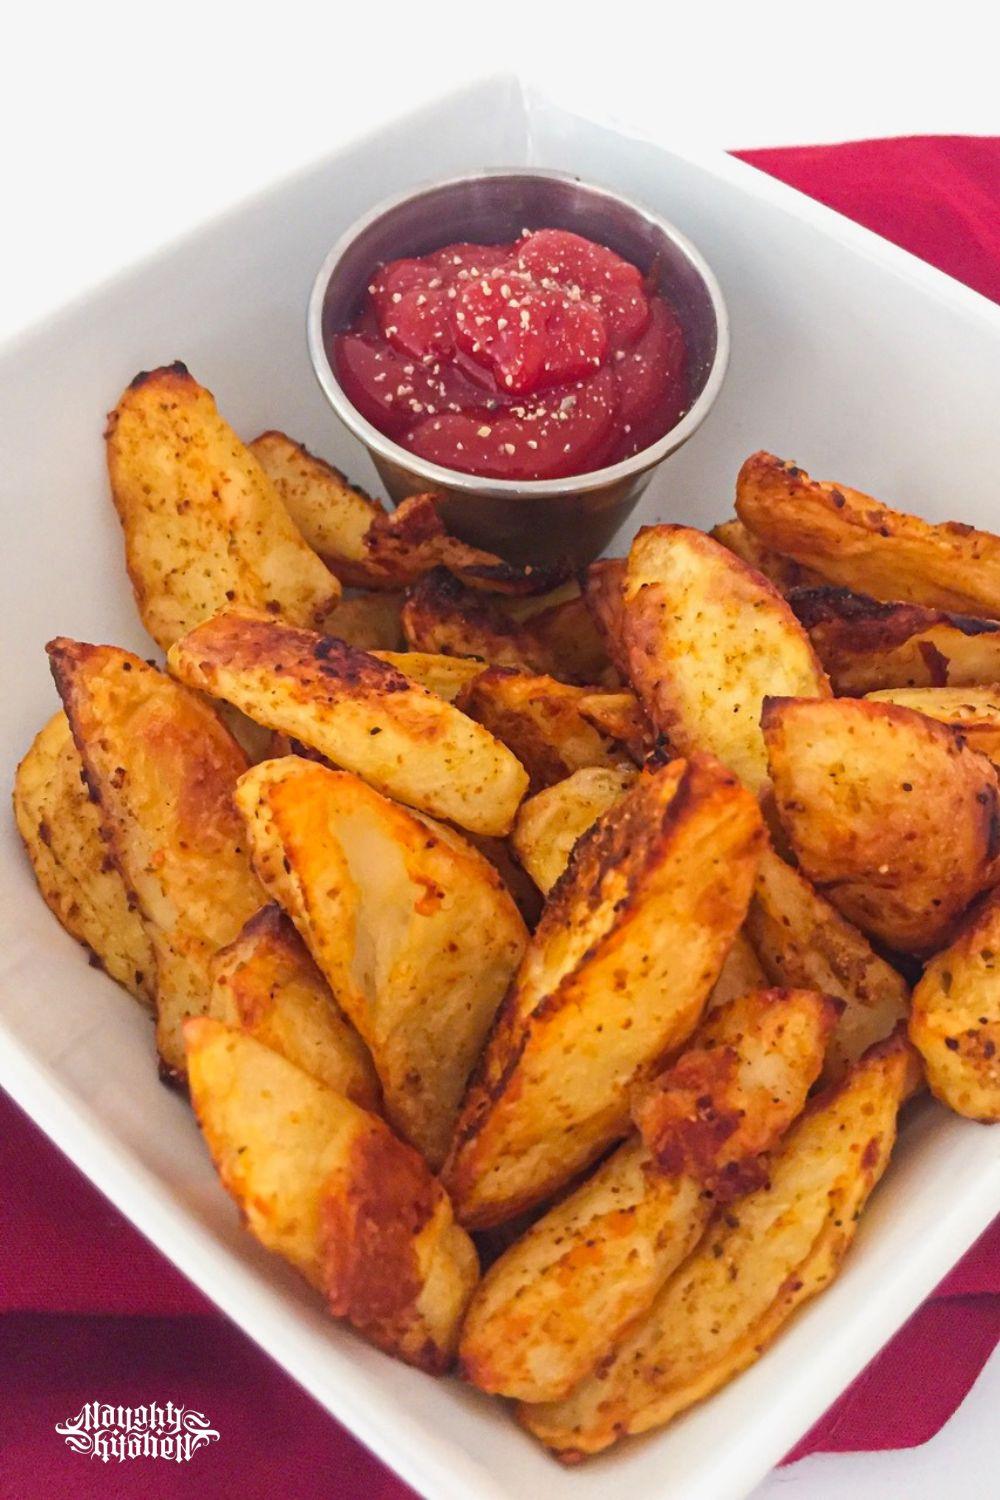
331,229,689,481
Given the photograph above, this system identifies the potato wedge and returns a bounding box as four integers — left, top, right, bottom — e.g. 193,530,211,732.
372,650,485,702
401,569,575,679
234,758,528,1168
459,986,835,1404
909,888,1000,1120
105,365,340,649
442,756,764,1228
576,690,652,762
519,593,614,685
706,930,767,1011
580,558,629,678
737,451,1000,616
185,1019,478,1370
790,585,1000,694
520,1030,914,1459
747,843,910,1079
710,519,825,592
623,525,830,795
865,685,1000,764
510,765,638,895
763,695,1000,955
168,609,528,837
13,710,155,1005
210,904,380,1111
48,641,264,1078
248,430,387,588
318,590,405,651
456,669,628,792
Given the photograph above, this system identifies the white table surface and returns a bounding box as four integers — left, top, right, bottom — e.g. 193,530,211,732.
4,3,996,1495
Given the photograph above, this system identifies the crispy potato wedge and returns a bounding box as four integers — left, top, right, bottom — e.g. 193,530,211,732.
105,365,340,650
234,758,528,1168
521,1030,914,1459
909,888,1000,1120
456,669,628,792
519,594,614,685
210,904,380,1111
706,930,767,1011
763,695,1000,955
503,581,586,622
249,430,387,589
401,569,578,680
580,558,629,678
48,641,264,1078
510,765,638,895
747,843,910,1079
459,986,835,1404
13,710,155,1005
737,452,1000,616
372,650,485,701
318,590,405,651
710,519,826,592
623,525,830,795
576,690,653,762
184,1019,478,1370
442,756,764,1228
168,609,528,837
790,585,1000,695
865,685,1000,764
457,831,544,929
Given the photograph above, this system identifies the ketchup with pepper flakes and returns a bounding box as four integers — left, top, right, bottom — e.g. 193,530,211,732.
331,229,689,482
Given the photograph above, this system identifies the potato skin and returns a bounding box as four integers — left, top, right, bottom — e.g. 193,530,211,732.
168,608,528,837
184,1019,478,1371
106,366,339,649
402,568,584,681
580,558,630,679
865,685,1000,766
764,695,1000,956
710,519,825,592
510,765,637,895
909,887,1000,1120
520,1030,915,1459
13,710,155,1005
737,451,1000,616
48,640,264,1078
623,525,829,795
318,591,405,651
443,756,764,1228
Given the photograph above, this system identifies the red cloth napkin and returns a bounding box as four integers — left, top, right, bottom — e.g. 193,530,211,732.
4,134,1000,1499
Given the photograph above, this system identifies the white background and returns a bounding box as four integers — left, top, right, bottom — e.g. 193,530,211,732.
4,2,997,1495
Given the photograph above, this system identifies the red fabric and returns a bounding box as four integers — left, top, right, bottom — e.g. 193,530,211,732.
4,135,1000,1497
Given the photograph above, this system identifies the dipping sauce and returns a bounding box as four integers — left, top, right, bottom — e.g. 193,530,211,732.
331,229,689,482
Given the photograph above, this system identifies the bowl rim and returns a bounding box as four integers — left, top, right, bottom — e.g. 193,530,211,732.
306,166,730,498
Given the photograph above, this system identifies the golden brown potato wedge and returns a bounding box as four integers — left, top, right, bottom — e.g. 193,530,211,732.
167,609,528,837
710,518,826,592
442,756,764,1228
459,986,835,1405
520,1030,915,1459
105,365,340,650
576,690,653,762
456,669,629,792
865,685,1000,764
48,640,264,1078
510,765,638,895
790,586,1000,695
210,904,380,1111
706,930,767,1011
372,651,485,702
519,593,614,685
909,888,1000,1120
13,710,155,1005
248,430,387,589
763,695,1000,955
623,525,830,795
580,557,629,679
747,843,910,1080
318,590,406,651
234,758,528,1168
402,569,578,680
737,452,1000,616
185,1019,478,1371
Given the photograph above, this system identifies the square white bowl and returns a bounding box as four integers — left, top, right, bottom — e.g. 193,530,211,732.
2,75,999,1500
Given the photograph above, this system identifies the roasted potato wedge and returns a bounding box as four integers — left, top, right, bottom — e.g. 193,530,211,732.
234,758,528,1168
402,569,580,680
442,756,764,1228
105,365,340,650
580,558,629,678
747,843,910,1079
168,609,528,837
909,888,1000,1120
510,765,638,895
865,685,1000,764
710,519,826,592
576,690,652,762
372,651,485,702
520,1030,915,1459
317,590,405,651
763,696,1000,955
737,452,1000,616
185,1019,478,1370
248,430,387,589
48,641,264,1078
706,930,767,1010
623,525,830,795
790,586,1000,695
456,669,628,792
210,904,380,1111
13,710,155,1005
459,986,835,1405
518,593,614,685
